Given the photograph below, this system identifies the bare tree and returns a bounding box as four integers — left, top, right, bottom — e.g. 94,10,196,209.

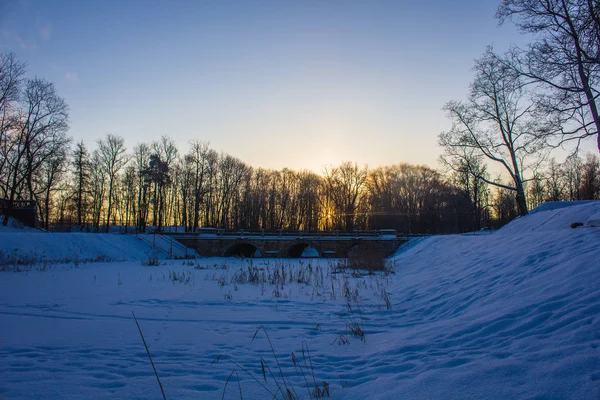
324,161,368,231
0,53,25,116
203,149,219,226
526,171,546,209
0,52,26,192
367,163,468,233
145,153,168,229
148,136,178,230
545,158,567,200
89,149,106,230
296,171,322,230
2,78,69,225
579,153,600,198
72,140,90,226
97,134,128,232
439,49,545,216
195,142,213,227
494,184,521,225
563,153,584,199
120,165,137,232
133,143,151,231
215,154,248,228
35,144,70,230
497,0,600,152
440,149,490,231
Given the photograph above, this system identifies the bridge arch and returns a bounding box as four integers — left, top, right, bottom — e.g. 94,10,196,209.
286,242,319,258
224,242,260,258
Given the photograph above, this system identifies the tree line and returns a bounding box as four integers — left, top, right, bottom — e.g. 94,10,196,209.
3,118,598,235
37,136,494,234
2,0,600,234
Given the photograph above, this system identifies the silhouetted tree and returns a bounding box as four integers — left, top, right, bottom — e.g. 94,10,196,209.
145,153,169,229
497,0,600,152
35,142,70,230
440,49,545,216
120,165,136,231
133,143,151,231
545,158,566,201
89,149,106,230
324,162,368,231
0,52,26,196
579,153,600,199
97,134,128,232
72,140,90,226
2,78,69,226
494,185,520,226
440,149,490,231
564,154,584,200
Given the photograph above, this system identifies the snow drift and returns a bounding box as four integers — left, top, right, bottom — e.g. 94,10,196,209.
382,200,600,398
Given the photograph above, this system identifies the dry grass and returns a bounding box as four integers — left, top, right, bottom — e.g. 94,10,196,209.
0,249,113,271
214,326,330,399
340,248,390,274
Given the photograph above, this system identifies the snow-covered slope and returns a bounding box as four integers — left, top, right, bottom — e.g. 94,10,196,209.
0,201,598,399
498,200,600,234
381,200,600,398
0,231,160,263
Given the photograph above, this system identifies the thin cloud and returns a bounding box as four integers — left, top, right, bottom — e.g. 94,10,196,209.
65,72,79,83
15,34,36,50
40,23,51,41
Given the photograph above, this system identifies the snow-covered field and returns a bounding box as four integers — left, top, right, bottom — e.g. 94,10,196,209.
1,201,599,399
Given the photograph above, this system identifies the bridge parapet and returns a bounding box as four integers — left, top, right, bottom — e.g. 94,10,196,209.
162,228,405,238
173,232,410,258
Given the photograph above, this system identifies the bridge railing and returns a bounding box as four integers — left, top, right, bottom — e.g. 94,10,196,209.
159,228,421,238
137,233,198,259
0,199,37,209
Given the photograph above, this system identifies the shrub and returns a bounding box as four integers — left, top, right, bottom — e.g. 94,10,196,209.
143,250,160,266
343,248,389,274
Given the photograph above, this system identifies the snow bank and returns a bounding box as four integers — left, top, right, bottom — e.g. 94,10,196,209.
0,216,37,232
498,200,600,234
0,232,158,263
385,200,600,398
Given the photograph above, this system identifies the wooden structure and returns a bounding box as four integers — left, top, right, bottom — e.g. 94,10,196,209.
0,199,38,227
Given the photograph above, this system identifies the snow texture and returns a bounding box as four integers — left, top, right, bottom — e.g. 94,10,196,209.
0,201,599,399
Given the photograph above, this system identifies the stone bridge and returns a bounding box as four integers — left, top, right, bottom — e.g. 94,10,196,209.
167,230,409,258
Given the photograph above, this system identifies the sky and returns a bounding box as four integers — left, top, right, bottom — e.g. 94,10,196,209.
0,0,583,173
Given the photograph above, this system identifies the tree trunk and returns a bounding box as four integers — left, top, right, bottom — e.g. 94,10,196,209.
515,181,528,216
106,182,113,233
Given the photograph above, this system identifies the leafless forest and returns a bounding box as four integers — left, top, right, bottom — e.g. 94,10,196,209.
1,1,600,233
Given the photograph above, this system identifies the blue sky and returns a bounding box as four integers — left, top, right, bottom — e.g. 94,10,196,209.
1,0,539,172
